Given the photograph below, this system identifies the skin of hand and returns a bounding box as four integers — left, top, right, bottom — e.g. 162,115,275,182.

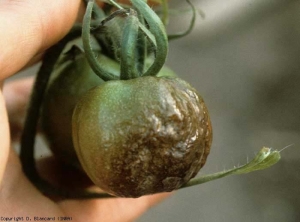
0,1,170,221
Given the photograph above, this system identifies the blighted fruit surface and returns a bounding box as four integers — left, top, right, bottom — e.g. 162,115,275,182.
72,76,212,197
40,51,176,168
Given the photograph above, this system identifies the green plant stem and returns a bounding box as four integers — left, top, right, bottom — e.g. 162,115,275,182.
20,27,81,183
120,9,139,80
82,0,119,81
180,147,281,189
131,0,168,77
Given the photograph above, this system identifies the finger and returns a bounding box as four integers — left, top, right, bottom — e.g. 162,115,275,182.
36,156,95,191
37,154,172,221
3,77,34,141
0,148,66,217
0,0,82,80
59,192,171,222
0,89,10,181
36,156,171,202
2,148,171,221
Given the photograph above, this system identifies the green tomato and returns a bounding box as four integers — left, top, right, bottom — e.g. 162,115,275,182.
41,51,107,167
72,76,212,197
40,51,176,168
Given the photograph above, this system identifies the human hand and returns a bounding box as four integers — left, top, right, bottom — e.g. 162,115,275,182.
0,1,170,221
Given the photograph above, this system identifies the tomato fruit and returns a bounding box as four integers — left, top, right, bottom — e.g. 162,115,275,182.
72,76,212,197
40,50,176,168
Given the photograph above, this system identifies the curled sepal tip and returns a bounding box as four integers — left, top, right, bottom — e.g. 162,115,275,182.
181,147,281,189
130,0,168,77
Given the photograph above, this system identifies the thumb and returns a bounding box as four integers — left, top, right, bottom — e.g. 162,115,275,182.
0,0,82,80
0,0,81,187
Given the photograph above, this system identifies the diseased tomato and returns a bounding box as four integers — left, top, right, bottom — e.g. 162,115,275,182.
40,0,213,199
72,76,212,197
40,50,176,169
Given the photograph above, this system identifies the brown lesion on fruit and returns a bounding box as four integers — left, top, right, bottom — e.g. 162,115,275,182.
103,78,212,197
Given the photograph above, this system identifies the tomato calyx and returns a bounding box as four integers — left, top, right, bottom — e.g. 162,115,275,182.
83,0,168,81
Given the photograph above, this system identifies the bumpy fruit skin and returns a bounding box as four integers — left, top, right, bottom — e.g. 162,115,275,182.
72,76,212,197
40,52,176,168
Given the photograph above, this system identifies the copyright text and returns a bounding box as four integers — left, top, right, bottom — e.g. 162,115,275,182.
0,216,72,221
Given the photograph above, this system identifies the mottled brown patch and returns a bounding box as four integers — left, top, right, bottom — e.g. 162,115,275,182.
73,76,212,197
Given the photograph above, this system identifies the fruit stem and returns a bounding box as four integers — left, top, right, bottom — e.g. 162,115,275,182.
180,147,281,189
